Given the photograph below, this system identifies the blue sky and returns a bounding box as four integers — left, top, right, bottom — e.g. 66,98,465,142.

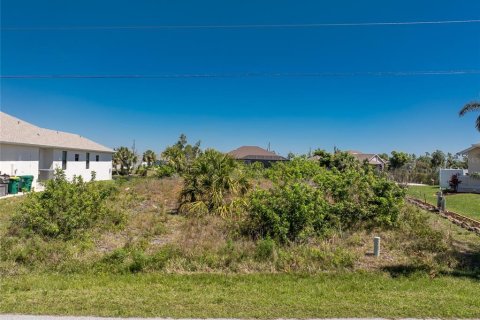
1,0,480,156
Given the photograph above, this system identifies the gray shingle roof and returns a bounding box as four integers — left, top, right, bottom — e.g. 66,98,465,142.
0,112,114,152
228,146,287,161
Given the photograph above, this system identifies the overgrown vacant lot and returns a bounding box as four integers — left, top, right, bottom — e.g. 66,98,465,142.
407,185,480,220
1,155,480,318
2,177,479,275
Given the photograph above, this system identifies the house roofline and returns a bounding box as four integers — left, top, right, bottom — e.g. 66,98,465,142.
457,143,480,155
0,141,114,153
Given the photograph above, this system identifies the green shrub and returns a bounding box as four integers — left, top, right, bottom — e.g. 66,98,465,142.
314,168,405,228
243,161,266,179
9,169,123,239
129,250,148,273
245,183,332,243
254,238,276,261
149,245,181,269
154,164,176,178
266,157,322,184
246,159,405,243
398,207,449,254
96,244,181,274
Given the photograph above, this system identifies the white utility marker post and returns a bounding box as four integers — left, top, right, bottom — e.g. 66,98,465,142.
373,236,381,257
440,197,446,212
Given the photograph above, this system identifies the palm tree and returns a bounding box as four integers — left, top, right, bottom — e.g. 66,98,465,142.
179,149,250,216
161,134,201,174
113,147,137,175
142,150,157,167
459,101,480,131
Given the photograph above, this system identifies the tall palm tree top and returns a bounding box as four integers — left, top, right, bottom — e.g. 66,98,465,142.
459,101,480,132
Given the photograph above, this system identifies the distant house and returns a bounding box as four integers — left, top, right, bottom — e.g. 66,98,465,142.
459,143,480,174
440,142,480,193
347,151,387,171
0,112,114,187
228,146,287,166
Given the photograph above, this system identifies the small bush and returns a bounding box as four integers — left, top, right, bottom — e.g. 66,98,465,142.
398,207,449,254
245,183,332,243
449,174,462,193
254,238,276,261
9,170,123,239
129,250,148,273
154,165,176,178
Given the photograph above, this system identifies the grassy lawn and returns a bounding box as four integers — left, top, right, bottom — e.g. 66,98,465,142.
1,273,480,318
407,185,480,220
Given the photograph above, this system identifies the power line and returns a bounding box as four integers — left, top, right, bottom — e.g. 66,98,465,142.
2,70,480,79
2,19,480,31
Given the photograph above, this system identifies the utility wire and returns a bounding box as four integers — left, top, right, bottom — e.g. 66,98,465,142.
2,19,480,31
2,70,480,79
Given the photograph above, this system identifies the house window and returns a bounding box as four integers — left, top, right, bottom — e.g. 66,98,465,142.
62,151,67,170
86,152,90,169
96,155,100,162
75,154,79,162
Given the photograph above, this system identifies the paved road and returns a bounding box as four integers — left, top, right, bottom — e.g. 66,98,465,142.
1,317,469,320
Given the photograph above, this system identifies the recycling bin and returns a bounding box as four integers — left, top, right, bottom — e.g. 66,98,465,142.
19,175,34,192
8,177,20,195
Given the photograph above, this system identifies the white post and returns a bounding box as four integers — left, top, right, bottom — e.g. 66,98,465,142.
440,197,446,212
436,191,443,210
374,236,381,257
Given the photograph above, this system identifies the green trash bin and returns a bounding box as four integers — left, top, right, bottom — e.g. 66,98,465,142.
8,177,20,195
19,175,34,192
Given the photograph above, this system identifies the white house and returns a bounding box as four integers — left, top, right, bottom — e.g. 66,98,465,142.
440,142,480,193
0,112,114,187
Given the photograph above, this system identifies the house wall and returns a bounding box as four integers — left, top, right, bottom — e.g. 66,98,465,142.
0,143,40,183
39,148,54,170
468,148,480,173
52,149,112,181
0,143,112,187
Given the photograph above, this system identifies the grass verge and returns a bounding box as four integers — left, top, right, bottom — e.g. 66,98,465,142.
407,185,480,220
1,272,479,318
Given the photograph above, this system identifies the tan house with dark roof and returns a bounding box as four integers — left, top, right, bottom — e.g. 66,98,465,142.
228,146,287,166
0,112,114,187
347,151,387,170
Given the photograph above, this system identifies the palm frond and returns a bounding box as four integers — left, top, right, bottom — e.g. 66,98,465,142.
476,116,480,132
179,201,208,216
459,101,480,116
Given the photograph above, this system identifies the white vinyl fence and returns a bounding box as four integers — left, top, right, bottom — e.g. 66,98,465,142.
439,169,480,193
